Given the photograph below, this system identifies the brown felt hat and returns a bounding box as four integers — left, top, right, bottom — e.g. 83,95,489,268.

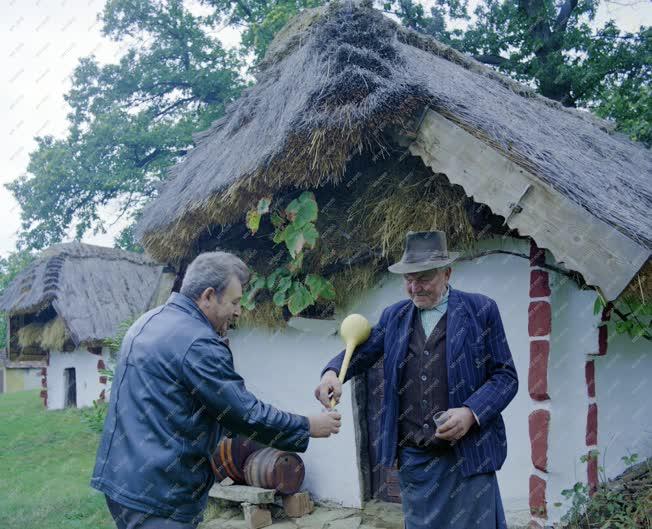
388,231,460,274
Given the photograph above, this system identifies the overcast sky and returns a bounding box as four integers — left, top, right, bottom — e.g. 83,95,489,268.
2,0,650,258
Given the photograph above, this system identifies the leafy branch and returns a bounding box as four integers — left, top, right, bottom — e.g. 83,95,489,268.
594,293,652,342
242,192,335,317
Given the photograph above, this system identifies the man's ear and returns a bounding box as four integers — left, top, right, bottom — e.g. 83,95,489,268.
199,287,216,305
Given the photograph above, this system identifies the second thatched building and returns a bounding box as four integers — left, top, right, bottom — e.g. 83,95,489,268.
0,242,174,410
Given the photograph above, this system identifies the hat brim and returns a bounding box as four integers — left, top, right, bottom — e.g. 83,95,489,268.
387,253,460,274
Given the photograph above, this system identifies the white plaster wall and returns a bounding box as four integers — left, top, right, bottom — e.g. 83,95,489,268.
544,271,652,524
23,368,43,390
47,347,111,410
595,331,652,479
546,274,599,523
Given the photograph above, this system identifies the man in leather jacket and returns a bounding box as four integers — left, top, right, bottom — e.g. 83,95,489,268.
92,251,341,529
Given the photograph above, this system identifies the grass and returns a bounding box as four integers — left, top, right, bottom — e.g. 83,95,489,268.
0,390,113,529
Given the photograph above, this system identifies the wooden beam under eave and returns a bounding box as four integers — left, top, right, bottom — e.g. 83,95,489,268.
409,110,650,300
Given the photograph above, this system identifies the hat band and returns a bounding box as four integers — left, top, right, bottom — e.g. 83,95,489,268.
403,250,448,263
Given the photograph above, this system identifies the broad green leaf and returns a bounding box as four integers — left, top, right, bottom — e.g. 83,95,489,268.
305,275,336,300
305,274,324,297
266,270,280,290
246,209,261,234
287,282,315,315
320,280,336,300
252,275,266,291
302,223,318,249
272,290,286,307
277,276,292,293
284,223,305,257
285,192,318,227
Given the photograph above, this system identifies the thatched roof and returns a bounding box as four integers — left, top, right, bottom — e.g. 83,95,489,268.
135,2,651,291
0,242,165,345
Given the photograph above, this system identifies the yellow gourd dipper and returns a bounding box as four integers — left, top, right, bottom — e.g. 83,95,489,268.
329,314,371,409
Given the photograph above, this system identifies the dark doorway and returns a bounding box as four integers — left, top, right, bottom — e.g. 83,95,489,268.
64,368,77,408
365,358,401,503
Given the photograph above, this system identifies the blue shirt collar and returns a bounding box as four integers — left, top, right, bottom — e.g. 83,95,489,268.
420,286,450,313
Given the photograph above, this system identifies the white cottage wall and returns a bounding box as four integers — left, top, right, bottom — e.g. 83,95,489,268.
546,276,598,523
47,347,111,410
541,260,651,525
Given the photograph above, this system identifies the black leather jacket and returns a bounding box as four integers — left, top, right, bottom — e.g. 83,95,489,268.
91,293,310,523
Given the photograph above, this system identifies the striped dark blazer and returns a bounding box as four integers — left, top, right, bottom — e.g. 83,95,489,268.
323,287,519,477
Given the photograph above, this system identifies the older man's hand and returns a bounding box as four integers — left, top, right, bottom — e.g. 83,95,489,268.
435,407,477,442
314,370,342,409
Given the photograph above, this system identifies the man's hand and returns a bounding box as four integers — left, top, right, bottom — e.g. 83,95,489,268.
314,370,342,409
435,407,477,442
308,411,342,438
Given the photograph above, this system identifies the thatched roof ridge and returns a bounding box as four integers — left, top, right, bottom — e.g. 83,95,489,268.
135,2,651,264
0,242,164,345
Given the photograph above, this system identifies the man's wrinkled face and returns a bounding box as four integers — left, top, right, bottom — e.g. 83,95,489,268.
404,267,451,310
198,276,242,335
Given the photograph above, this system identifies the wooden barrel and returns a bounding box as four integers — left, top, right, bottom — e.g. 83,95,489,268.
211,436,263,484
243,447,305,494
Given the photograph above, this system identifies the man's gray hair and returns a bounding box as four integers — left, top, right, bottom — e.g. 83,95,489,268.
180,251,250,300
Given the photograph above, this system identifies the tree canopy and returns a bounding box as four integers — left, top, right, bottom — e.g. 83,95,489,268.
8,0,650,252
0,251,35,349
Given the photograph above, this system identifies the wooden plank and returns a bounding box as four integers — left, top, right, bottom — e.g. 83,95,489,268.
7,316,12,361
5,360,47,369
208,484,276,504
351,374,372,503
409,110,650,300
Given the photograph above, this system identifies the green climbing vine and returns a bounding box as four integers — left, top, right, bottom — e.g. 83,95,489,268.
594,294,652,342
242,192,335,316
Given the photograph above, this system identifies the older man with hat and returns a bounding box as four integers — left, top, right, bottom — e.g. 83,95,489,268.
315,231,518,529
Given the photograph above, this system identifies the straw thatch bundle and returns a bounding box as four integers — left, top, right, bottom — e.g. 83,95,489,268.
17,317,68,351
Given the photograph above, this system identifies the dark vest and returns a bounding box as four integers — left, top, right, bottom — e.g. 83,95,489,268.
397,309,450,449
